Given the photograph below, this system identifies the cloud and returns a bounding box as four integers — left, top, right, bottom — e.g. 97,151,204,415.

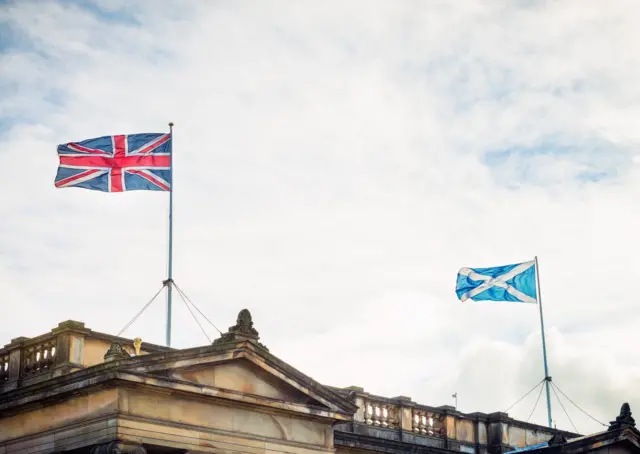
1,0,639,436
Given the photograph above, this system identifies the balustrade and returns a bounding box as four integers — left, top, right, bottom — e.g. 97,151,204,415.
364,399,399,429
413,409,445,437
22,341,56,376
358,396,447,437
342,386,575,451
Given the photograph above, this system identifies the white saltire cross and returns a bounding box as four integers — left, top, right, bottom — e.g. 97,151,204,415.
458,260,537,304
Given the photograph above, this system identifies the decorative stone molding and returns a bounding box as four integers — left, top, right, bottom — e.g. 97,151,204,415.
90,441,146,454
103,343,131,362
213,309,268,350
609,402,635,431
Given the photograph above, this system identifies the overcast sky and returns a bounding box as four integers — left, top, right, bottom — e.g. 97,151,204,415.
1,0,639,436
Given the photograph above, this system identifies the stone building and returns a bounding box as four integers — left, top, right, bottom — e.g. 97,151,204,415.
0,310,637,454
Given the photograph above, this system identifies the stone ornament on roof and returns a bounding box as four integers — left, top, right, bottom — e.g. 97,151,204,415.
608,403,635,431
234,309,260,337
213,309,268,351
103,343,131,362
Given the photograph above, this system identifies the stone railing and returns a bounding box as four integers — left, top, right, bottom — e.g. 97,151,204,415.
0,320,173,393
352,390,448,438
22,339,56,377
364,398,400,429
362,396,446,436
0,332,60,391
413,408,446,437
332,387,580,454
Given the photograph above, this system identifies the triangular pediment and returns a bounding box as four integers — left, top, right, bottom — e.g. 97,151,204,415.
165,358,325,407
119,340,355,419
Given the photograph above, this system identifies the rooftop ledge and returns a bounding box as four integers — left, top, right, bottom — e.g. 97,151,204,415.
0,316,613,452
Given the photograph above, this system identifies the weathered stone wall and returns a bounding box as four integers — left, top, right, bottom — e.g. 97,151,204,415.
506,425,553,449
0,388,118,444
169,359,312,403
456,418,475,443
121,387,332,448
0,385,337,454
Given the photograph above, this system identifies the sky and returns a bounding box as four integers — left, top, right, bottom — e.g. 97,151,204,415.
1,0,639,436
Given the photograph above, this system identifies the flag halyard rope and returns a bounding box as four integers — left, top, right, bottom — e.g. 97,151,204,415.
176,287,212,343
551,381,607,428
174,282,223,335
551,382,579,433
117,285,165,337
504,378,546,414
527,381,546,422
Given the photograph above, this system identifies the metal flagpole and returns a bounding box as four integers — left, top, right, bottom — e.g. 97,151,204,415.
534,255,552,428
165,122,175,347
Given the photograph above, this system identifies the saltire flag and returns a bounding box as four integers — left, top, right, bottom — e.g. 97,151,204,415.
455,260,538,304
54,133,171,192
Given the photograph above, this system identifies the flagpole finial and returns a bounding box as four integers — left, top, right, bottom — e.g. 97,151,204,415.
168,122,174,127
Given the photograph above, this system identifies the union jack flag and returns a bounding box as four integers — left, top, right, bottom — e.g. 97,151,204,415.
54,133,172,192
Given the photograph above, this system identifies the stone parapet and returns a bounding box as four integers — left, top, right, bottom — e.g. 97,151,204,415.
0,320,173,393
331,386,579,454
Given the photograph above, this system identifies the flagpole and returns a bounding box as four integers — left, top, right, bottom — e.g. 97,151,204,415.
534,255,552,428
166,122,174,347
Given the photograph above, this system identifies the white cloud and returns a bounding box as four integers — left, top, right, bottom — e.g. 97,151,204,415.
1,0,639,436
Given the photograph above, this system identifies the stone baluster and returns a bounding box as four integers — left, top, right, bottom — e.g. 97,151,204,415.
381,404,389,428
23,340,57,376
0,353,9,382
426,412,435,436
362,399,401,429
372,402,382,426
42,342,55,369
412,409,446,437
35,343,44,372
345,389,405,431
413,410,424,434
365,401,374,425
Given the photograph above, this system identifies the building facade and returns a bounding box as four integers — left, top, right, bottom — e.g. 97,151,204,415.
0,310,637,454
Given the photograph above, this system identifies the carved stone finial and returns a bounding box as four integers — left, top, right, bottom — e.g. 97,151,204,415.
609,403,635,431
234,309,259,336
213,309,268,350
90,441,146,454
104,343,131,362
133,337,142,356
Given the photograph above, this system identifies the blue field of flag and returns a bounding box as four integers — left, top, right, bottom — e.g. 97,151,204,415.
455,260,538,304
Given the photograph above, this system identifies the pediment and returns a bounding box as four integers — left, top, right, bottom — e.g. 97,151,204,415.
120,341,355,418
166,358,325,407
